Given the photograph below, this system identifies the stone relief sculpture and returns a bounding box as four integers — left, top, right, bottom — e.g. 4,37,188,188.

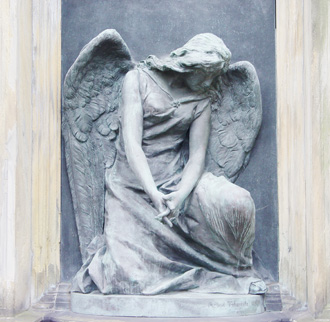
63,29,266,296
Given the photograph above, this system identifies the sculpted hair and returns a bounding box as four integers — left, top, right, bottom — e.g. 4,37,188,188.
142,33,232,74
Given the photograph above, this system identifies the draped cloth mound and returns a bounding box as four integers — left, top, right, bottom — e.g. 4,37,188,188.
72,67,262,295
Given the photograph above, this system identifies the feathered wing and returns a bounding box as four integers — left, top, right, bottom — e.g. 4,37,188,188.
62,30,134,261
205,61,262,182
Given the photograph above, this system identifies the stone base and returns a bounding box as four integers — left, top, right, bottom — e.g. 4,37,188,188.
71,291,265,318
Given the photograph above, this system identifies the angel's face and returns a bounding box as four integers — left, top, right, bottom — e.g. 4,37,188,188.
183,69,217,92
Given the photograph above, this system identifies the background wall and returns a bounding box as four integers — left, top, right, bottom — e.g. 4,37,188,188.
1,0,330,317
0,0,61,316
277,0,330,315
61,0,278,282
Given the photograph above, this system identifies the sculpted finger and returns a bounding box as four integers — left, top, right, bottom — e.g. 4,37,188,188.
164,198,178,210
163,217,173,228
155,207,171,221
157,203,167,213
162,193,173,201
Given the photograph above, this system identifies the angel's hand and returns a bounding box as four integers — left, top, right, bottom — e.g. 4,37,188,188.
150,190,167,213
151,191,174,227
162,191,186,219
155,207,173,227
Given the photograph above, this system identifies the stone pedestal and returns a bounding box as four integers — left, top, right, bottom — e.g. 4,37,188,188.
71,292,265,317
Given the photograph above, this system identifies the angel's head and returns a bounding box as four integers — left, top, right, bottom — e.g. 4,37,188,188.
144,33,231,91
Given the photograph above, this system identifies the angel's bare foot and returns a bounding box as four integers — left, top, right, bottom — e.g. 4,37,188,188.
249,280,267,295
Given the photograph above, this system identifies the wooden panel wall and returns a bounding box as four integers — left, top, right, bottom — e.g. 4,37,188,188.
277,0,330,315
31,0,61,301
0,0,61,315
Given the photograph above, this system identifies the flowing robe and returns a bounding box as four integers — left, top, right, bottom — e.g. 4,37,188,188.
72,67,260,295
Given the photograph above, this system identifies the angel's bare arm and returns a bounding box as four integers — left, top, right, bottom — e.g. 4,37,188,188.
180,105,211,196
122,70,167,213
162,105,211,215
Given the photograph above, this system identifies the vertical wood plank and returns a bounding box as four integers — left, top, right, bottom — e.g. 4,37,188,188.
31,0,61,301
277,0,330,314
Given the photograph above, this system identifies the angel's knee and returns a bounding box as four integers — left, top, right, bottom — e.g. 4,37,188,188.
194,172,255,229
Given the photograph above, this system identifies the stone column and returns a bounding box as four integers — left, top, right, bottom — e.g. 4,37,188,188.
0,0,61,316
277,0,330,315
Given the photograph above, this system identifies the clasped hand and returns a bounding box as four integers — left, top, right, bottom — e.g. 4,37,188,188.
153,191,186,227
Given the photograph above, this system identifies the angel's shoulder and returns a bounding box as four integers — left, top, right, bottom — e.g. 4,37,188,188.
124,69,139,82
124,67,148,83
122,69,141,92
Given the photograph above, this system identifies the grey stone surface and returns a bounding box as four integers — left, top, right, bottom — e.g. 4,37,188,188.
264,283,283,312
71,292,265,318
61,0,278,283
6,282,311,322
63,29,267,299
3,306,314,322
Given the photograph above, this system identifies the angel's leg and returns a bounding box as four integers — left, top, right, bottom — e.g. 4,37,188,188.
176,172,267,294
177,172,255,270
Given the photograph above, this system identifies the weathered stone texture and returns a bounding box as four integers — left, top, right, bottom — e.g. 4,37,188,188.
1,0,330,317
0,0,61,316
277,0,330,315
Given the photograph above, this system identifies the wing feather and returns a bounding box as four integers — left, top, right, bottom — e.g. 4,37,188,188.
63,29,134,260
205,61,262,182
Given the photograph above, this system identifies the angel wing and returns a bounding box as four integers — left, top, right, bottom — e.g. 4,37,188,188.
62,29,134,261
205,61,262,182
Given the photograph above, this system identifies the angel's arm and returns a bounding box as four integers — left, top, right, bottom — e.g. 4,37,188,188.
179,104,211,197
122,70,166,213
162,104,211,213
